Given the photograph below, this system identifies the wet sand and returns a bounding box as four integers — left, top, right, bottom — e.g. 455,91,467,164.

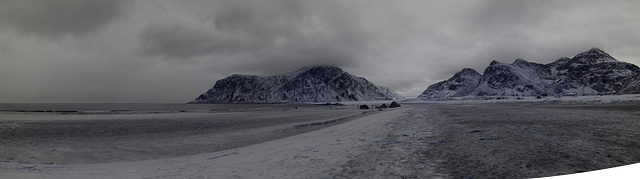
0,104,369,164
1,105,408,178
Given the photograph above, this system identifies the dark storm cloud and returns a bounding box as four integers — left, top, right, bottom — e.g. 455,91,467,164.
211,0,303,37
469,0,555,31
422,0,634,75
139,23,219,59
2,0,640,102
0,0,129,39
138,0,368,73
138,0,304,59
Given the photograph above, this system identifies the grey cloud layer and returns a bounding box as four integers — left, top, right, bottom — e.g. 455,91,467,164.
139,24,220,59
1,0,639,102
0,0,129,38
138,0,369,74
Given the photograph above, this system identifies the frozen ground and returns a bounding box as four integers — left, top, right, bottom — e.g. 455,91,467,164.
2,100,640,178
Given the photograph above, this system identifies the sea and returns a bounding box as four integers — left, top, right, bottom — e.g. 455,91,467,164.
0,103,297,114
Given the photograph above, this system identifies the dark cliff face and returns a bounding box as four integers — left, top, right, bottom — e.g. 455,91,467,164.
190,66,404,103
419,48,640,99
482,63,521,89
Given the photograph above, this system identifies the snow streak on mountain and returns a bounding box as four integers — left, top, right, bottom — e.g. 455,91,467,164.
419,48,640,100
191,66,405,103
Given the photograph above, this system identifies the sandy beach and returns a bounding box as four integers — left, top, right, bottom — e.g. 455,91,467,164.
0,104,374,164
2,101,640,178
1,104,424,178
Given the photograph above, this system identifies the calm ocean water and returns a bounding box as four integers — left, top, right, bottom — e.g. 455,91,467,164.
0,103,294,113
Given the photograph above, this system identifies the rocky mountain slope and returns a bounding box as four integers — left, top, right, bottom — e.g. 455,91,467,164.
418,48,640,99
190,66,404,103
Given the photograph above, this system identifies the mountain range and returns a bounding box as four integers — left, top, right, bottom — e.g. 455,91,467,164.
191,48,640,103
190,66,404,103
418,48,640,100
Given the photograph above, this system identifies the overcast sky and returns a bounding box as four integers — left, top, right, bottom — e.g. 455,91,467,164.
1,0,639,103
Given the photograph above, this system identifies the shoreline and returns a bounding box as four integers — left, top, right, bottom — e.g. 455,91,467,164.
0,104,374,165
1,108,410,178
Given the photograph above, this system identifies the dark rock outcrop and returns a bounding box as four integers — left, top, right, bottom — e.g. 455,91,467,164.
376,104,388,109
389,101,401,108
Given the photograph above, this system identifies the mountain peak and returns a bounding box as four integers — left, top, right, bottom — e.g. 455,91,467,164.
458,68,480,75
588,47,605,54
230,74,253,78
278,66,343,77
573,47,613,59
513,58,526,63
512,58,528,66
294,66,346,79
301,66,343,72
418,67,482,99
190,65,404,103
452,68,481,80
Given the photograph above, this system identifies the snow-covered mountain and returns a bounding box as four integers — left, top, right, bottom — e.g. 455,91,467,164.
418,48,640,100
419,68,481,99
190,66,405,103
